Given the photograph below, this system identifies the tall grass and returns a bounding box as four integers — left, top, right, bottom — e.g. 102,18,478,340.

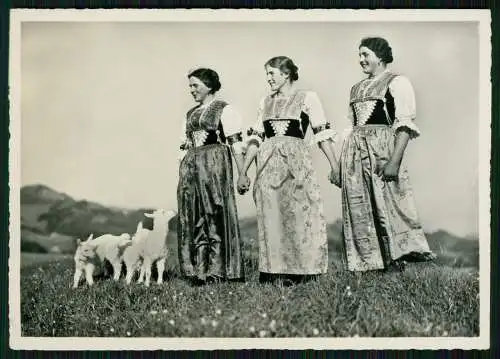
20,230,479,338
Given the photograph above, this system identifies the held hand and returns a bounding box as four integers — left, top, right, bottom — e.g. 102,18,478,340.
377,161,400,182
237,175,251,195
328,168,341,188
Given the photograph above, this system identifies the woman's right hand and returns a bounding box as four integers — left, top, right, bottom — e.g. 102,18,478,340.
237,175,251,195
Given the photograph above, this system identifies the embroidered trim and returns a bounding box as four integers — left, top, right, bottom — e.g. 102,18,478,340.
192,130,209,147
353,101,377,126
227,132,243,145
311,122,331,134
270,120,290,136
314,128,337,143
350,72,399,104
393,119,420,139
179,140,193,151
247,127,265,140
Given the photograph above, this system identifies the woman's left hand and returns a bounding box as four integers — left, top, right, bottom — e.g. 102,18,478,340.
378,161,400,182
328,168,341,188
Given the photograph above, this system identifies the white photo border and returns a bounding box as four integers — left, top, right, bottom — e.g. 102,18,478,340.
8,8,492,351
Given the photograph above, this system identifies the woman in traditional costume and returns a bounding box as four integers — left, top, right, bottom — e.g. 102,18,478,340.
238,56,339,285
177,68,246,284
335,37,436,272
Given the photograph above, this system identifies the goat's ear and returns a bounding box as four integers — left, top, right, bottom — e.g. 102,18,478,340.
76,238,82,246
87,233,94,241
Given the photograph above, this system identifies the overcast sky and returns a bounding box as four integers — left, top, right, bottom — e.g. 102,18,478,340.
20,20,480,236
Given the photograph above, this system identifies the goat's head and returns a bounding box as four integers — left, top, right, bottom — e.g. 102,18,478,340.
144,208,177,222
74,233,97,261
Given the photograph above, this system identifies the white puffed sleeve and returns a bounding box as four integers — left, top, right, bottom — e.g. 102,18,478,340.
388,75,420,139
303,91,337,144
220,104,245,155
244,97,266,148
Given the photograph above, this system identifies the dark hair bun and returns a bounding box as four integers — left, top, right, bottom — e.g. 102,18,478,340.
265,56,300,82
359,37,394,64
188,68,222,94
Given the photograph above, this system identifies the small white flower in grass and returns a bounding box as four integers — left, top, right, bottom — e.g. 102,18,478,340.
346,286,351,290
313,328,320,336
353,334,359,338
169,319,175,326
153,297,157,301
249,326,256,333
259,330,267,337
228,291,233,295
110,328,115,333
215,309,222,315
126,331,131,336
162,309,168,314
269,320,277,332
200,317,207,325
443,331,449,336
211,320,218,328
210,291,214,296
261,313,267,318
150,310,158,315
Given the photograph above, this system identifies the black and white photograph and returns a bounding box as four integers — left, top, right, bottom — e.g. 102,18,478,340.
9,9,491,350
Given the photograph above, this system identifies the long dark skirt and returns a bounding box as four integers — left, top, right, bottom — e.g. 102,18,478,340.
177,144,245,282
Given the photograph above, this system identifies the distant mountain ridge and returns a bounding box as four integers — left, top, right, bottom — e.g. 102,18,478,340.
21,184,164,237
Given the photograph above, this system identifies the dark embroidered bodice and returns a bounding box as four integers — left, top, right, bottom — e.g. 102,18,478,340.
248,91,315,140
349,72,398,127
182,100,242,149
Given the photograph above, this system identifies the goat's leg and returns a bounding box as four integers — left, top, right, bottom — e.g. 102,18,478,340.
137,262,146,283
156,257,166,285
124,262,135,285
85,265,95,286
111,260,122,281
103,262,110,278
143,257,152,287
72,268,83,288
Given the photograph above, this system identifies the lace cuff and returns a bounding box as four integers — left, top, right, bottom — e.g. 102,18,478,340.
311,123,337,143
227,132,243,145
245,127,265,147
393,119,420,139
179,139,193,151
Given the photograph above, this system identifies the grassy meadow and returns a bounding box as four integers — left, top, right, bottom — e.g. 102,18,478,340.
19,223,479,338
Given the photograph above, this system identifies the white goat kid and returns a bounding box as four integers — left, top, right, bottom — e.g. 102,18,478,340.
122,221,149,285
135,209,177,287
72,232,132,288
